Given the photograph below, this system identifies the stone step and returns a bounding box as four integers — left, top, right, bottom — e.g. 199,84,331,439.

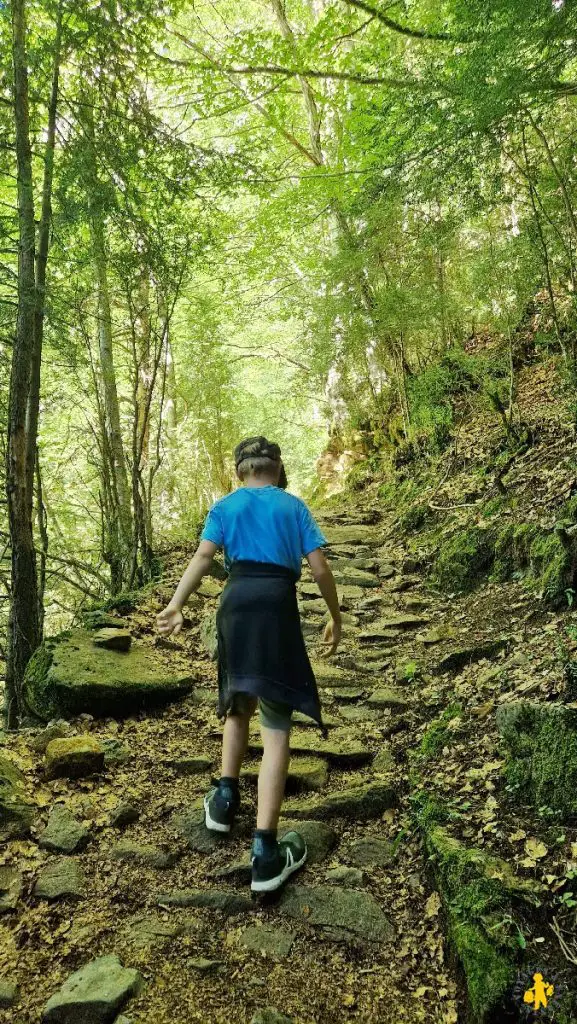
283,780,397,820
366,687,411,710
332,568,379,588
247,732,372,768
323,525,382,546
278,884,394,943
242,756,329,793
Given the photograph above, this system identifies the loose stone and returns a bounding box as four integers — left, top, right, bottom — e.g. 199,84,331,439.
39,805,89,854
42,955,142,1023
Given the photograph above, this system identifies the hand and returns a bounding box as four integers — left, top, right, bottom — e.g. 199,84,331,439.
156,604,184,637
322,617,341,657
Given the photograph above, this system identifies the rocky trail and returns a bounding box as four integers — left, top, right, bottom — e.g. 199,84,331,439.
1,492,576,1023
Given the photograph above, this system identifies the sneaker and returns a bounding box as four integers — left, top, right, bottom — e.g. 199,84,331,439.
251,830,307,893
203,785,239,833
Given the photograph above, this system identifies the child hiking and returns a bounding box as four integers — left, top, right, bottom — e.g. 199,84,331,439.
156,436,342,893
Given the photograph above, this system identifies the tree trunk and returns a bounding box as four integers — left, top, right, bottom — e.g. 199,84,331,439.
5,0,40,727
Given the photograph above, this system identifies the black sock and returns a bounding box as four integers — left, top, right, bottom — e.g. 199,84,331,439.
252,828,278,858
218,776,239,795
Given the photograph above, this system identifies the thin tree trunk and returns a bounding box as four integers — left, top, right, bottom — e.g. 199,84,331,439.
5,0,40,727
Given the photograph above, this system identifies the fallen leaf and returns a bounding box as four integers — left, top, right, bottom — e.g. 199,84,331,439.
425,892,441,919
525,838,548,860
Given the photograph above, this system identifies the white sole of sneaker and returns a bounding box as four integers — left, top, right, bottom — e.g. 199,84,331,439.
251,846,307,893
203,795,231,833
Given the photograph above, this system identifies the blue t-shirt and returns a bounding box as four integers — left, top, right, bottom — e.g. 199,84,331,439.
200,486,327,578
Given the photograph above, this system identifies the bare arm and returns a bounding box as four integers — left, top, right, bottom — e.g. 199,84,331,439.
156,540,218,636
306,547,342,654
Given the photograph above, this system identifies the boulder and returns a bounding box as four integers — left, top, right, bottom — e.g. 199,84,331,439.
279,885,393,942
45,736,105,779
24,631,194,721
42,955,142,1023
39,806,89,853
0,754,35,840
325,866,364,885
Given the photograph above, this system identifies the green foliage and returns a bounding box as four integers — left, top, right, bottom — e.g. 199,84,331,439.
498,703,577,819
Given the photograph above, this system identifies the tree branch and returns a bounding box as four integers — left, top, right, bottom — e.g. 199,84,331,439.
336,0,473,42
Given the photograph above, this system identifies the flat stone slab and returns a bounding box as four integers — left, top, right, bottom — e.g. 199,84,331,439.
248,732,371,768
0,754,35,841
283,781,397,821
156,889,253,915
332,568,379,588
34,859,86,901
92,628,131,651
39,806,89,854
165,756,212,776
367,687,410,710
243,756,328,793
123,913,183,949
434,639,508,674
292,711,340,729
339,706,383,723
299,583,364,602
24,629,194,720
0,867,22,912
42,954,142,1023
358,627,403,643
330,557,378,572
239,924,295,957
324,525,381,546
111,841,178,869
346,838,395,867
279,885,394,942
328,686,366,702
44,737,105,779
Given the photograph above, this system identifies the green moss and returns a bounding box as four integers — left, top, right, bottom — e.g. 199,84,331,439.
419,703,462,760
399,502,431,533
432,526,495,593
410,790,452,828
492,522,537,581
22,641,56,720
529,531,573,606
423,826,539,1022
448,915,515,1020
497,701,577,818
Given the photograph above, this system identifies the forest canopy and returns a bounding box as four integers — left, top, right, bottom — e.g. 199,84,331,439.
3,0,577,724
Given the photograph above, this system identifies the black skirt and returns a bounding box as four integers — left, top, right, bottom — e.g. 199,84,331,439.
216,560,325,731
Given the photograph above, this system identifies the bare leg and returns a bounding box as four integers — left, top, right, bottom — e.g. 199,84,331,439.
256,725,290,830
221,698,257,778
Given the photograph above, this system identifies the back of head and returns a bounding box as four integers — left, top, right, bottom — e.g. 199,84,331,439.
234,436,286,486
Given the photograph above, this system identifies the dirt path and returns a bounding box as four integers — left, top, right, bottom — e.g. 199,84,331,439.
0,500,462,1024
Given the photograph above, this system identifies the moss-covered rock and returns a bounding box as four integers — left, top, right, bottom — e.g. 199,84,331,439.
424,825,540,1022
45,736,105,779
24,630,194,721
496,700,577,818
0,755,36,841
432,526,495,594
